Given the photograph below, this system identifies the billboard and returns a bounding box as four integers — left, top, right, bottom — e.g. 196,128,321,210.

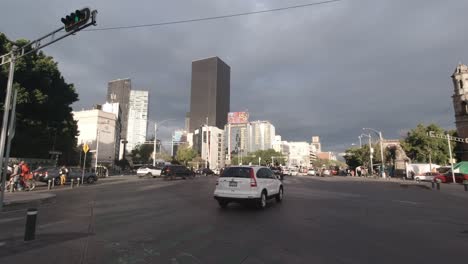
228,112,249,124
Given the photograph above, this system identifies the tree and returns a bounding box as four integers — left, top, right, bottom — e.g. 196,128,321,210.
0,33,79,163
401,123,455,165
232,149,285,166
176,144,197,165
131,144,153,164
344,147,369,169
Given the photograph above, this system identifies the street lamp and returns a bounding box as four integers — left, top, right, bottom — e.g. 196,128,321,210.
363,128,385,178
360,134,373,176
259,157,262,166
149,119,174,166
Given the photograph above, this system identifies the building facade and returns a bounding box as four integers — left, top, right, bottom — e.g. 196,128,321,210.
248,121,276,152
286,142,311,167
189,57,230,132
126,90,149,152
224,123,250,163
452,63,468,161
107,78,131,140
193,126,225,169
73,109,120,167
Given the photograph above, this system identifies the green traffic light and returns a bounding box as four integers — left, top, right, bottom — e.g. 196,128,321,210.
74,15,79,22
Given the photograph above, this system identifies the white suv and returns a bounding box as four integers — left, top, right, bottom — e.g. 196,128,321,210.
213,166,283,209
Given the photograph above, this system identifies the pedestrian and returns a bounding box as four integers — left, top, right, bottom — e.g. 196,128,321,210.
10,161,23,191
356,166,362,177
60,165,68,185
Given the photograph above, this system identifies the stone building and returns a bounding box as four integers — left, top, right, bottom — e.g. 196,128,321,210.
451,63,468,161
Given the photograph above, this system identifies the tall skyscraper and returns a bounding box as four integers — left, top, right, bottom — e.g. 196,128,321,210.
107,78,131,140
452,63,468,160
126,90,149,152
189,57,230,132
248,121,276,152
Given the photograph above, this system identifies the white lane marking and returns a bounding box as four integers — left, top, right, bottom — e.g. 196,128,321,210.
392,200,420,205
0,241,6,247
0,216,23,224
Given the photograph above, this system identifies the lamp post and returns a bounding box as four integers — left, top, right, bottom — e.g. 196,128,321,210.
363,128,385,178
149,119,174,166
360,134,372,176
259,157,261,166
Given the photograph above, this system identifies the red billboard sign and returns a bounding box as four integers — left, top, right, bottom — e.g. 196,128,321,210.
228,112,249,124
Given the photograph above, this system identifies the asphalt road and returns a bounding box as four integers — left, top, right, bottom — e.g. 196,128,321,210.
0,175,467,264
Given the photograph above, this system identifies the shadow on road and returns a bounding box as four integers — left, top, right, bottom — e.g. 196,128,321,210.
0,232,92,258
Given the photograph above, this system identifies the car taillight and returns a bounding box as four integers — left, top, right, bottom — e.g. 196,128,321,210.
45,172,48,177
250,168,257,187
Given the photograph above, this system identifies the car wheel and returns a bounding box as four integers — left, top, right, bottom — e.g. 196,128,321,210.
146,172,152,178
218,200,229,209
54,177,61,185
87,177,95,184
415,177,420,183
257,191,267,209
276,187,283,203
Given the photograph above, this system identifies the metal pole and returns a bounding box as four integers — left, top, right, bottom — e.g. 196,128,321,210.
359,136,362,148
24,208,38,241
81,151,87,184
447,134,456,184
0,47,16,211
95,130,100,172
379,132,385,178
153,123,157,167
369,136,373,176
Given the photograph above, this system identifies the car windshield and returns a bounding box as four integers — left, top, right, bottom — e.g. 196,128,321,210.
220,167,251,178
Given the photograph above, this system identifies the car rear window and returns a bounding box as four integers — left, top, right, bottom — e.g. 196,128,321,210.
221,167,251,178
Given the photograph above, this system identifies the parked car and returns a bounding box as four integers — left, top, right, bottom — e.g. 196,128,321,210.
322,169,330,176
289,168,298,176
414,172,442,182
67,167,98,184
307,169,316,176
270,166,284,180
214,166,283,209
35,167,97,184
433,172,468,183
213,168,220,175
161,165,195,180
137,165,163,177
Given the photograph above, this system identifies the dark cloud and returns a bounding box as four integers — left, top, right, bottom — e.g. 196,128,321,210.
2,0,468,152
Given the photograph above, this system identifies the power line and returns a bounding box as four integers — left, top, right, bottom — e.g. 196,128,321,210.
87,0,344,32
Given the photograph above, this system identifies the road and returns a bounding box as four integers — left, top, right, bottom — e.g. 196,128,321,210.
0,175,467,264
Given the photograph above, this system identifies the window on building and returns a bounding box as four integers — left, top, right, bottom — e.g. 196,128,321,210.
460,80,464,89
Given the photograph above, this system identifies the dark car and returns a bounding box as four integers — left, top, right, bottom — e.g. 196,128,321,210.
35,167,97,184
270,166,284,180
161,165,195,180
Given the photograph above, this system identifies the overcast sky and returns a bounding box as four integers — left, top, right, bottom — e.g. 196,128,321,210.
2,0,468,153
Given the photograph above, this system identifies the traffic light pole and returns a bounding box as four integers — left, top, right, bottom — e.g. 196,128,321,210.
0,49,16,212
0,8,97,210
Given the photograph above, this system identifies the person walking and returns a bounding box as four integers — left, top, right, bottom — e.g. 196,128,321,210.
60,165,68,185
10,162,22,191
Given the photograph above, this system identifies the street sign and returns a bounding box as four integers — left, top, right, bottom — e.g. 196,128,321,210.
83,144,89,153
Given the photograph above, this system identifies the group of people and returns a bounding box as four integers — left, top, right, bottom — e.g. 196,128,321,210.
9,161,31,191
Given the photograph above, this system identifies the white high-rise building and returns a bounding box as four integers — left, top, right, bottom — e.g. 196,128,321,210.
287,141,311,167
126,90,149,152
193,126,225,169
248,121,275,152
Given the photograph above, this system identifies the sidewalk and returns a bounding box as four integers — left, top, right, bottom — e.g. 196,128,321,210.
2,191,56,212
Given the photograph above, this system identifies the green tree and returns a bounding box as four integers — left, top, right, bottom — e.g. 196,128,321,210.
344,147,369,169
0,33,79,164
401,123,455,165
232,149,285,166
131,144,153,164
176,144,197,165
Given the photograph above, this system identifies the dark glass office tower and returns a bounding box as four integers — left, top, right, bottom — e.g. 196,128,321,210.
107,78,131,139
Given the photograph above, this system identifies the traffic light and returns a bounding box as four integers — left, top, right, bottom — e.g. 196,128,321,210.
61,8,91,32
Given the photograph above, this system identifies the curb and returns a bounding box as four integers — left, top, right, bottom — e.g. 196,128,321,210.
2,193,56,212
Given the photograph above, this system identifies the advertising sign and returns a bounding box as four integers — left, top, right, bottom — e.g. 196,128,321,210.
228,112,249,124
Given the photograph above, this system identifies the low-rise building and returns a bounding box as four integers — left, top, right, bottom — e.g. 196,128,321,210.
73,108,120,167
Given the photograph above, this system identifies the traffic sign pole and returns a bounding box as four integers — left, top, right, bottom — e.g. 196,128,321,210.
82,144,89,184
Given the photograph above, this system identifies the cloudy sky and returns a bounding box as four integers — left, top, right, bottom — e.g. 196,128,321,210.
2,0,468,153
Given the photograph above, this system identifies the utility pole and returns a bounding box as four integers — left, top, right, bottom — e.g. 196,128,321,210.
153,123,157,166
369,136,373,176
95,129,100,172
447,133,456,184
